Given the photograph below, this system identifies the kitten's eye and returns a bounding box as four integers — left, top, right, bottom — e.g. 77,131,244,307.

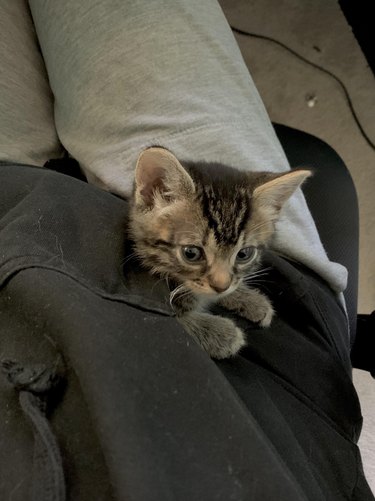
181,246,204,263
236,246,257,263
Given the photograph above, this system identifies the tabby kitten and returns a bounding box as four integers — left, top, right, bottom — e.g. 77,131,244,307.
129,147,310,359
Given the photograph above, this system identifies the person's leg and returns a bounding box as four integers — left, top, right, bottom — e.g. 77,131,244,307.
28,0,347,298
0,0,63,166
274,124,359,342
0,165,373,499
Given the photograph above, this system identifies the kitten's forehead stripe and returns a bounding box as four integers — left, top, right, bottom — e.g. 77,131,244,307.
202,226,210,247
197,180,250,246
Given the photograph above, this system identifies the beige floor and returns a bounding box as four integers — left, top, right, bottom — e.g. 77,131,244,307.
219,0,375,492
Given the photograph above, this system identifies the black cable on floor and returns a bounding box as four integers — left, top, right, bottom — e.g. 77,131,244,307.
231,26,375,152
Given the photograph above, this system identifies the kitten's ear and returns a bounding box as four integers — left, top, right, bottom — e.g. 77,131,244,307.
253,169,312,217
134,147,195,208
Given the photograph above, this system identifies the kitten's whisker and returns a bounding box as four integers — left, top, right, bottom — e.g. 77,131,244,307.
169,284,183,302
169,283,191,307
121,251,138,266
247,269,272,277
243,267,272,278
249,220,274,232
172,291,191,302
244,273,275,285
245,274,268,281
244,275,268,283
257,231,277,238
174,288,191,301
247,281,268,288
243,270,272,282
244,274,267,280
150,276,167,294
244,281,274,291
255,227,276,233
247,266,272,274
166,275,171,290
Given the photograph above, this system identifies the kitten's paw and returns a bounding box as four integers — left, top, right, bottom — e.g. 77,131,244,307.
179,313,246,359
243,294,274,327
208,325,246,359
210,323,246,360
220,288,274,328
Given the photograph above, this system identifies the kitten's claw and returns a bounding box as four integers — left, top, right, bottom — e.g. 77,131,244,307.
259,304,274,328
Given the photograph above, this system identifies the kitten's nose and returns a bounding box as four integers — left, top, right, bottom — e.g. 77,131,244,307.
211,283,230,293
209,275,231,293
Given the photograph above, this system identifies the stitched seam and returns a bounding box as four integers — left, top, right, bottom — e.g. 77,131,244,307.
264,367,354,443
309,288,346,364
0,260,173,316
215,370,311,501
351,446,361,500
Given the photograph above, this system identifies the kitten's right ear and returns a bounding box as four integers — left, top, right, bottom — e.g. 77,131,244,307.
253,169,312,217
134,147,195,208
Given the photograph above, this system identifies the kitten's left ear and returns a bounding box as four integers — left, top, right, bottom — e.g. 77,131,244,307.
134,147,195,208
253,169,312,216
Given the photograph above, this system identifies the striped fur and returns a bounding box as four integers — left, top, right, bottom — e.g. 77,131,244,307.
127,147,310,358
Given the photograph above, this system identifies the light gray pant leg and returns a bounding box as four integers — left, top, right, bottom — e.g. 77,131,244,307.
0,0,62,166
28,0,347,294
28,0,282,188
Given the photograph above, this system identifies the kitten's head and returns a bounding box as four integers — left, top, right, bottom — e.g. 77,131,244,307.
129,147,310,300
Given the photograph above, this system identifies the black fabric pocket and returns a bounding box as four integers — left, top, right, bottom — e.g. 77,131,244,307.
0,164,173,316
